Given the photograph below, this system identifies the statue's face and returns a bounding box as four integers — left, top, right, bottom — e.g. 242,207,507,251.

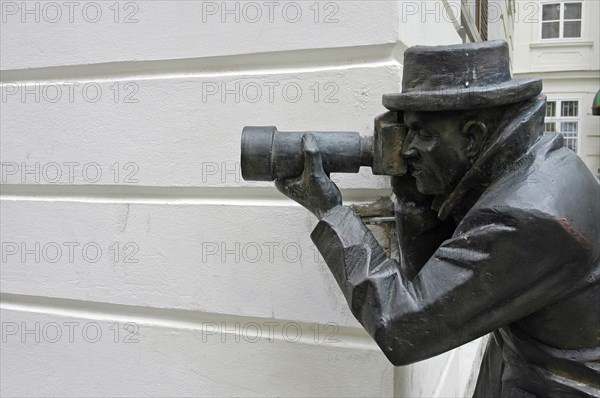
402,111,474,195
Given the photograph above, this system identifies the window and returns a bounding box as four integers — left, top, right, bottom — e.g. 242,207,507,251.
545,100,580,152
475,0,488,41
460,0,488,42
541,2,582,39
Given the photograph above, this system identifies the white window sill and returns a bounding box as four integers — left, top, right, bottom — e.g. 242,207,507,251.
530,41,594,49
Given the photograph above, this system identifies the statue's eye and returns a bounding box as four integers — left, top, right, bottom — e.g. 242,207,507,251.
417,130,434,140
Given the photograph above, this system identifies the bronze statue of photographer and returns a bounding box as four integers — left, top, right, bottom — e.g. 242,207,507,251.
243,41,599,397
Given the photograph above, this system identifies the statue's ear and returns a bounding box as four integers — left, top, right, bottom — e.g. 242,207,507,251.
462,120,487,159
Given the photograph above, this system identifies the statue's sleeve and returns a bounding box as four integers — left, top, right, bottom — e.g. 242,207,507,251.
311,205,592,366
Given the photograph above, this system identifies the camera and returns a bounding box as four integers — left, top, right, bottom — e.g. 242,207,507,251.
241,112,408,181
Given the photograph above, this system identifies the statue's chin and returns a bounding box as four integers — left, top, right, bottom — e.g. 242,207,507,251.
416,178,448,196
415,178,433,195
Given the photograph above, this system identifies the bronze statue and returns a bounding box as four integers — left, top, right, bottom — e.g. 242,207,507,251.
241,41,599,397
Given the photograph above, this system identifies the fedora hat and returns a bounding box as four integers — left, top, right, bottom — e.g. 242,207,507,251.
383,40,542,111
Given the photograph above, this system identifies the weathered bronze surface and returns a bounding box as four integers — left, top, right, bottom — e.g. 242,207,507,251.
241,40,600,397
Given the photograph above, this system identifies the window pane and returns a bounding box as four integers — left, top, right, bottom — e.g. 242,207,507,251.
564,137,578,152
560,121,578,133
542,22,560,38
560,122,578,152
564,3,582,19
561,101,578,117
546,101,556,117
545,122,556,132
542,3,560,20
563,21,581,37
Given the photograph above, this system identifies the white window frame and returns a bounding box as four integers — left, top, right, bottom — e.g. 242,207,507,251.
539,1,584,41
544,97,582,154
460,0,485,42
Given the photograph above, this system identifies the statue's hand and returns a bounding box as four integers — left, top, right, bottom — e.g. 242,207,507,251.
275,133,342,219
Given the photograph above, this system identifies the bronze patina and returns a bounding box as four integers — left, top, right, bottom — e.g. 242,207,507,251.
241,40,600,397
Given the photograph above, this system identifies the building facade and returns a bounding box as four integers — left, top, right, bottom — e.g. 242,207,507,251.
461,0,598,176
3,1,595,397
0,1,478,397
511,0,600,177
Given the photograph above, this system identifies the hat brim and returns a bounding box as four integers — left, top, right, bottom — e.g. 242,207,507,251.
383,78,542,111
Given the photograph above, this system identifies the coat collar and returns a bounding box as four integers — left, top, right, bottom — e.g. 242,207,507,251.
434,96,547,221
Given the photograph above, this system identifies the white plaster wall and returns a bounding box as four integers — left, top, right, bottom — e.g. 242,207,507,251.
488,0,515,56
0,1,485,396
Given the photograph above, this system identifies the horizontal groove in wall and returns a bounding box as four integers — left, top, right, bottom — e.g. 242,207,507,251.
0,43,399,83
0,184,392,205
0,293,374,348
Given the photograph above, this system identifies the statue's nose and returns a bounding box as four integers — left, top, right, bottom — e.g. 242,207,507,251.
401,130,418,159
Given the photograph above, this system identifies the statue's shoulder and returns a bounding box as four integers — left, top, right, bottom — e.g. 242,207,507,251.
479,132,598,215
466,133,599,257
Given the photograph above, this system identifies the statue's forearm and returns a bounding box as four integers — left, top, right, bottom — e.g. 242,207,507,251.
312,205,474,364
311,205,430,364
312,204,586,366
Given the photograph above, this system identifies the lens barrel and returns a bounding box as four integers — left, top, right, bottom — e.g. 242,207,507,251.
241,127,373,181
